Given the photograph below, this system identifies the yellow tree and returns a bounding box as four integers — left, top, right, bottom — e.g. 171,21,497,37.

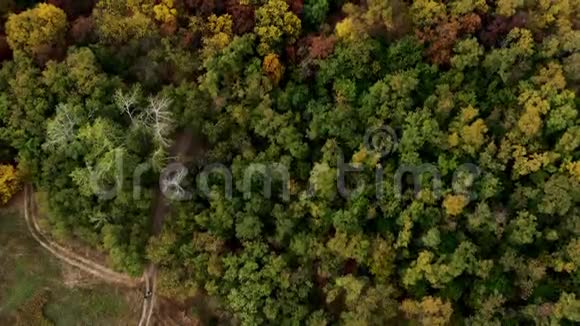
496,0,524,17
202,14,234,58
262,53,284,85
93,0,153,44
254,0,301,55
447,105,488,155
401,296,453,326
153,0,177,24
5,3,67,58
410,0,446,26
443,194,468,216
565,161,580,182
0,165,20,205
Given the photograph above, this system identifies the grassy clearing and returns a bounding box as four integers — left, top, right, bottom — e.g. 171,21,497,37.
0,206,140,325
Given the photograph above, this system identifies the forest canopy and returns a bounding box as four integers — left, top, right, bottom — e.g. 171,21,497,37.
0,0,580,325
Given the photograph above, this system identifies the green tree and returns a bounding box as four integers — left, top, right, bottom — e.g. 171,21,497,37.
303,0,328,27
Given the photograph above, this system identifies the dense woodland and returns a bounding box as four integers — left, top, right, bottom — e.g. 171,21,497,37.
0,0,580,324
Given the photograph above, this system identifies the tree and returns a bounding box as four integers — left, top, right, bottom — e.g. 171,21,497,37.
306,35,336,59
102,223,145,276
400,296,453,326
254,0,301,55
308,162,336,200
93,0,153,44
495,0,524,17
43,103,84,152
507,211,538,245
0,164,20,205
451,37,483,70
0,57,52,177
5,3,67,61
416,13,482,66
369,235,396,281
114,85,142,125
145,95,174,150
220,242,312,325
262,53,284,84
410,0,446,26
153,0,177,24
326,275,399,324
226,0,255,34
303,0,328,27
483,28,534,82
202,14,235,58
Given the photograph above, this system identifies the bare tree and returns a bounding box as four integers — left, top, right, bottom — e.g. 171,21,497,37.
114,86,141,124
144,95,174,149
114,87,174,149
44,103,79,150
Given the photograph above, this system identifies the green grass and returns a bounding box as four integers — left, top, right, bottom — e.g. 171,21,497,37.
44,288,128,326
0,207,137,325
0,208,57,313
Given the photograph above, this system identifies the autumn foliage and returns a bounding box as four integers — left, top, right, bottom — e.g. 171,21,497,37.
306,35,336,59
0,164,20,205
5,3,67,62
416,13,482,65
263,53,284,84
225,0,255,35
0,0,579,325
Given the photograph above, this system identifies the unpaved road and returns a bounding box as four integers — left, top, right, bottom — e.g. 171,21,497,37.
141,130,196,326
138,265,156,326
23,184,142,286
23,184,155,324
22,130,197,326
23,183,160,326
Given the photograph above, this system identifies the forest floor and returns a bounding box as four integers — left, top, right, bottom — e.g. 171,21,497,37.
0,194,142,325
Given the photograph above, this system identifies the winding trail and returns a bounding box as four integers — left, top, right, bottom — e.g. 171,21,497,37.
23,184,156,324
22,184,142,286
139,130,197,326
22,131,197,326
138,265,156,326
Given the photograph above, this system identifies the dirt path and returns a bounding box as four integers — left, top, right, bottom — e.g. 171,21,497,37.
141,130,197,326
22,184,153,324
21,130,199,326
138,265,156,326
22,184,142,286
